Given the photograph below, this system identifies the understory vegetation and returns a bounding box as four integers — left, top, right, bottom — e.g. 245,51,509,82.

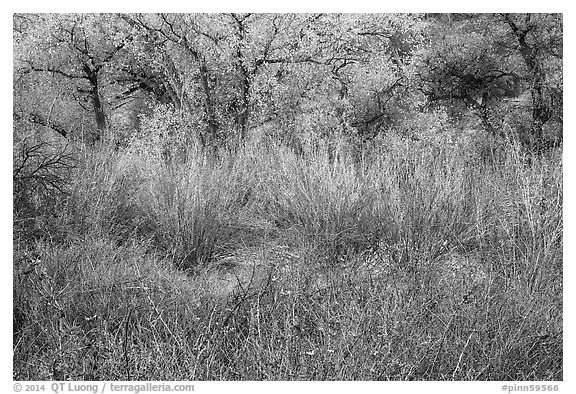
13,130,562,380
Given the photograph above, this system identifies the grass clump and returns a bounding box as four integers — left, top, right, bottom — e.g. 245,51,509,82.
13,129,562,380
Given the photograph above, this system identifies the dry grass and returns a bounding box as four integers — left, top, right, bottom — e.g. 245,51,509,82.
13,131,562,380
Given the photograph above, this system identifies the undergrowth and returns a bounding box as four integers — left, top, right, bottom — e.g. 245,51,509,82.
13,131,562,380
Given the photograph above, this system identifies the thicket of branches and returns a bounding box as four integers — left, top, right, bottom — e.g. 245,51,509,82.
14,13,562,151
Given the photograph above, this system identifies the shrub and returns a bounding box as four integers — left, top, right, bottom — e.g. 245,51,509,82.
13,136,76,241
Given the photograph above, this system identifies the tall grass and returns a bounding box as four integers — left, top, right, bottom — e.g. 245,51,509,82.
13,130,562,380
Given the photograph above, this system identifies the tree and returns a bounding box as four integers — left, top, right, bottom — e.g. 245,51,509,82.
417,13,562,151
123,14,328,146
14,13,561,153
14,14,132,143
417,14,522,137
499,13,562,151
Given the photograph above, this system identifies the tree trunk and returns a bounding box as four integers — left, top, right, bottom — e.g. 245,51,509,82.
529,73,548,152
198,63,219,147
503,14,551,153
520,46,548,152
336,79,349,134
84,65,107,144
237,61,250,141
231,14,251,142
91,82,107,142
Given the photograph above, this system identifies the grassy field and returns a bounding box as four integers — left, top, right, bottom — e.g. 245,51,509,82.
13,132,562,380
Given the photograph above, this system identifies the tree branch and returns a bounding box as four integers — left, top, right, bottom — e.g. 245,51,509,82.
15,111,69,138
26,61,88,81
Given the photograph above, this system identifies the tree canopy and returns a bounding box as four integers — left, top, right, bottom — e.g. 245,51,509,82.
14,13,562,153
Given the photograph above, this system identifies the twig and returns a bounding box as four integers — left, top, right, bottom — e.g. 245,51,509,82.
452,330,475,380
124,309,132,381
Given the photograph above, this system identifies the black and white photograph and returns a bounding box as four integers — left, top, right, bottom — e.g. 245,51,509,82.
11,8,564,385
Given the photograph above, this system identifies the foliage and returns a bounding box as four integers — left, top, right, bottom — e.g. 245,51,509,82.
418,13,562,150
15,13,561,151
14,14,133,142
13,13,562,381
